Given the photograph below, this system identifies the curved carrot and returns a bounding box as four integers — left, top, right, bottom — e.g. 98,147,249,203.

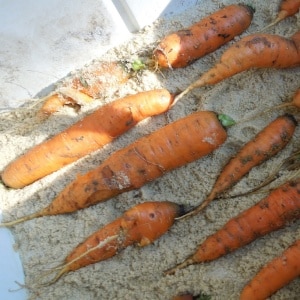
38,60,141,119
178,114,297,219
174,31,300,104
153,4,254,68
1,89,174,189
0,111,228,226
165,178,300,275
240,239,300,300
37,201,181,285
262,0,300,31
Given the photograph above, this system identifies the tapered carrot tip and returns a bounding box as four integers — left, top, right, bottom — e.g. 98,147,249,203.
164,257,194,276
261,10,288,31
0,209,45,227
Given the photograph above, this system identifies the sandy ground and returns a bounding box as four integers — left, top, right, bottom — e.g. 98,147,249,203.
1,1,300,299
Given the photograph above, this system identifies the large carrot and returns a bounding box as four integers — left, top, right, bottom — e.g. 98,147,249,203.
178,114,297,219
262,0,300,31
38,60,144,118
0,111,228,226
1,89,174,189
174,31,300,104
165,178,300,275
153,4,254,69
240,239,300,300
37,201,181,285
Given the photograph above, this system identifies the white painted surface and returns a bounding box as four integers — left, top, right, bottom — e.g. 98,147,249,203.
0,212,27,299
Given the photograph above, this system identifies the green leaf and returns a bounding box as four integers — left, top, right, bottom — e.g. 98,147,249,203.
218,114,236,127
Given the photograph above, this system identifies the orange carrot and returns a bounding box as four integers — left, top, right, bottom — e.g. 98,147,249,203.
174,31,300,104
262,0,300,31
240,239,300,300
37,201,181,285
1,89,174,189
178,114,297,219
0,111,228,226
165,178,300,275
153,4,254,69
38,60,144,118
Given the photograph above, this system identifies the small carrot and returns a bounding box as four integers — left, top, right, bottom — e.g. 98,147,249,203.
1,89,174,189
164,178,300,275
36,201,181,285
178,114,297,219
262,0,300,31
174,31,300,104
153,4,254,69
0,111,228,226
172,294,194,300
240,239,300,300
38,60,144,119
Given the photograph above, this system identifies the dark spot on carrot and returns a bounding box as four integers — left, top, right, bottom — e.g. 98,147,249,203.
218,33,231,39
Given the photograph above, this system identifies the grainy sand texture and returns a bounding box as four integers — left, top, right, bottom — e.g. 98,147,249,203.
1,1,299,299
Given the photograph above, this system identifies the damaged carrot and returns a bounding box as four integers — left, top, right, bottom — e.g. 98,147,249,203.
153,4,254,68
0,111,228,226
1,89,174,189
38,60,144,118
37,201,182,285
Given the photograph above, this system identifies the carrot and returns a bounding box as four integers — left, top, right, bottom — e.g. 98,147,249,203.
177,114,297,219
164,178,300,275
174,31,300,104
38,60,144,119
1,89,174,189
153,4,254,69
0,111,228,226
240,239,300,300
36,201,181,285
262,0,300,31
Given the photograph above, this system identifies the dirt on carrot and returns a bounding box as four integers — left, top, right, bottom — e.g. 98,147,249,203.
1,1,300,299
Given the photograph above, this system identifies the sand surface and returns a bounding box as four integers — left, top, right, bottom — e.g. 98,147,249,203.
1,1,300,299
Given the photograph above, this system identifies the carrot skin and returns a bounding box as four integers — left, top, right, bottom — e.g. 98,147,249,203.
1,89,174,189
154,4,254,68
40,111,227,217
64,201,180,272
240,239,300,300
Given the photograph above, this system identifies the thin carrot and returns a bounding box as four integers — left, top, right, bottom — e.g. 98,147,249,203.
262,0,300,31
38,60,144,119
1,89,174,189
240,239,300,300
177,114,297,219
174,31,300,104
153,4,254,69
36,201,181,285
165,178,300,275
0,111,228,226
